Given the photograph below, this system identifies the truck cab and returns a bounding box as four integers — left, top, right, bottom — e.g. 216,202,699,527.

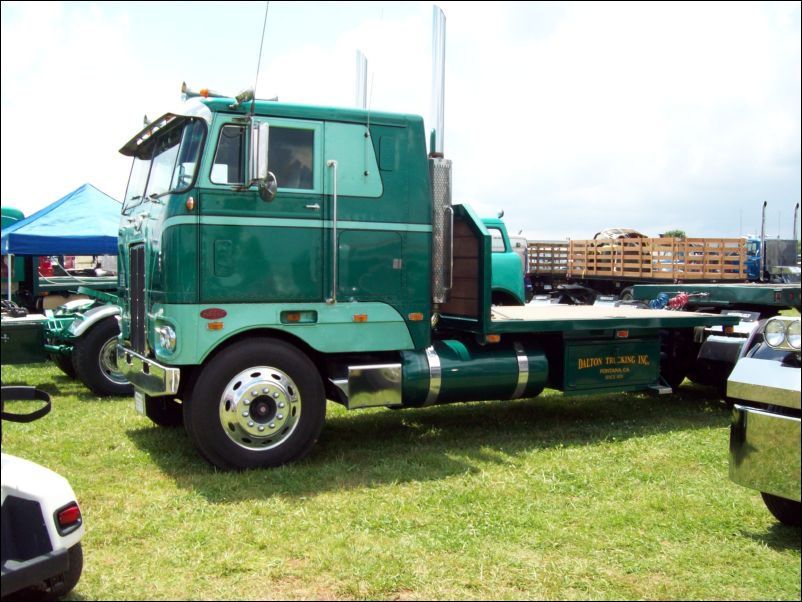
744,236,800,283
483,217,525,305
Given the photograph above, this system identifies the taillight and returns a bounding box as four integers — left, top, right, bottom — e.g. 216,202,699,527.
55,502,82,535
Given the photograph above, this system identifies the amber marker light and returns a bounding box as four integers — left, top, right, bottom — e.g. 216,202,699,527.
486,334,501,343
616,330,629,339
353,314,368,323
408,313,424,321
207,322,224,331
186,197,196,211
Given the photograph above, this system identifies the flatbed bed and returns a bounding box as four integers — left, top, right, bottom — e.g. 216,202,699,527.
632,283,801,312
488,304,741,334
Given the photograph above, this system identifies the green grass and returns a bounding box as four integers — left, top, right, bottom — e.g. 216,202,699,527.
2,362,799,600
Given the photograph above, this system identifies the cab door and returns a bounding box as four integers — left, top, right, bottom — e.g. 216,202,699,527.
198,118,325,304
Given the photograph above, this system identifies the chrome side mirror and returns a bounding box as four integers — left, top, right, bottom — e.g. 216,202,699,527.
249,120,271,200
259,172,277,202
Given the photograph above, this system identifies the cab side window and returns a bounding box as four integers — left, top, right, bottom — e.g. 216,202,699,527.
269,128,314,190
211,125,245,185
209,124,314,189
489,227,507,253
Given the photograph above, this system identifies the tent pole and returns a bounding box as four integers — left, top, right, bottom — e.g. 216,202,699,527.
7,254,12,303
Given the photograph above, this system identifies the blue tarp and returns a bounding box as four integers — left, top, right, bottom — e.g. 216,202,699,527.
1,184,121,256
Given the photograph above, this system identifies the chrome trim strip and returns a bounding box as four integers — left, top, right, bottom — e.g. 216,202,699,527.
511,342,529,399
424,346,441,406
327,159,338,304
162,215,434,233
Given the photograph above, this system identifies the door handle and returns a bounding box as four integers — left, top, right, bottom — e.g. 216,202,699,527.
305,203,321,210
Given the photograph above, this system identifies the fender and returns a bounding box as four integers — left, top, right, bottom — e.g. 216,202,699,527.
68,304,120,338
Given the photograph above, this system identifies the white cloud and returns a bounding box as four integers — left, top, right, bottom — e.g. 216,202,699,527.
1,1,798,242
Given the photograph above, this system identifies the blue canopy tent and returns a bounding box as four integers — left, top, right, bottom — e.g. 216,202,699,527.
2,183,121,302
1,183,121,256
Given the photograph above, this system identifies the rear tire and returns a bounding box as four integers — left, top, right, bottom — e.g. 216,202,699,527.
71,317,133,397
187,338,326,470
659,328,695,391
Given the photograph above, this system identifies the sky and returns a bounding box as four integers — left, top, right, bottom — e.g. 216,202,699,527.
1,1,800,241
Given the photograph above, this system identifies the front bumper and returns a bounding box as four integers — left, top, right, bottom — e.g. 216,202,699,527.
729,405,801,502
727,356,801,502
726,357,801,411
116,346,180,396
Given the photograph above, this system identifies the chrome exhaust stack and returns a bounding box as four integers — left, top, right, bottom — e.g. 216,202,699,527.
429,5,452,307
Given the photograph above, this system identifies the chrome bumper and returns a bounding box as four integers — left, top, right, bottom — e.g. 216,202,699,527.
116,345,180,396
730,405,801,502
726,357,801,411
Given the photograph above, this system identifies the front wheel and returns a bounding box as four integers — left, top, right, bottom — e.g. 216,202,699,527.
761,492,801,526
187,338,326,470
71,317,133,397
48,353,76,379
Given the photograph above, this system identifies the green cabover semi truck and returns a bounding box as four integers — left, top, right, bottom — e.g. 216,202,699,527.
115,87,738,470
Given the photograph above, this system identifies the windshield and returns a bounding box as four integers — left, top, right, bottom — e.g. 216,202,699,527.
123,118,205,212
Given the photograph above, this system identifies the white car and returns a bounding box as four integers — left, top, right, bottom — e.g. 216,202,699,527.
1,387,84,600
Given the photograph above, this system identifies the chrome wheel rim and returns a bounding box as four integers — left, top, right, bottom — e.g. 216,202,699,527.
99,337,129,385
219,366,301,451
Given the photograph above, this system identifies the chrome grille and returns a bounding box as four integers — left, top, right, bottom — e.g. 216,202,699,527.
129,244,146,354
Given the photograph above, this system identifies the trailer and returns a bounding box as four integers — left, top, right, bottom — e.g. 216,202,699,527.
527,236,748,301
625,282,800,392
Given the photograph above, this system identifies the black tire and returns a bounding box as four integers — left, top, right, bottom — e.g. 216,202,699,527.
48,353,76,379
761,492,801,527
659,328,695,391
619,286,634,302
144,395,183,427
71,317,133,397
187,338,326,470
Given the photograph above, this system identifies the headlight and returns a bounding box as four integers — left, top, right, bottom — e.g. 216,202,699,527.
763,317,801,351
156,325,177,352
787,320,801,350
764,319,786,348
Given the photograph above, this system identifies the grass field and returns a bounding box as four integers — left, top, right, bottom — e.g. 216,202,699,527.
2,362,800,600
